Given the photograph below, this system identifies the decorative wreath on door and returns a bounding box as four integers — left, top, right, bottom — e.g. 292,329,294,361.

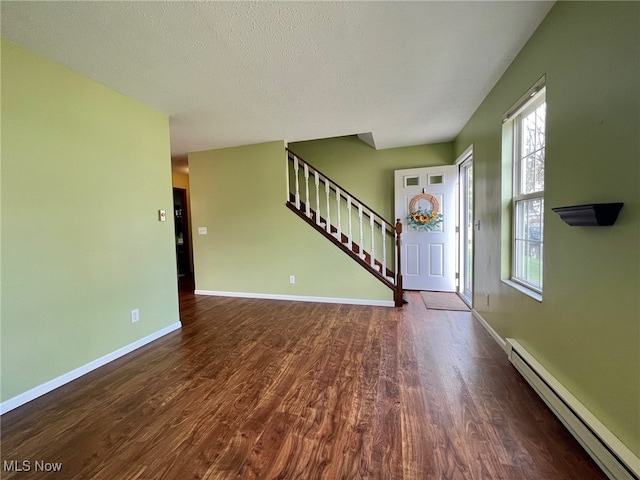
407,193,443,231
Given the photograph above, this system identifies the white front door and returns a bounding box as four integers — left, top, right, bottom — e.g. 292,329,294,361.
394,166,458,291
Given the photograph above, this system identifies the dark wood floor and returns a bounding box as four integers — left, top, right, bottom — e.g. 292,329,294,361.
1,288,605,479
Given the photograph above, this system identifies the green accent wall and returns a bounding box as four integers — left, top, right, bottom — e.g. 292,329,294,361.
1,40,180,402
454,2,639,454
188,141,392,303
289,136,453,221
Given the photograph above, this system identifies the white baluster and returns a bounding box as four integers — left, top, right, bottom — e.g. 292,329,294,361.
336,188,341,239
358,204,364,259
314,171,321,225
303,163,310,218
325,181,331,233
294,156,300,209
347,196,353,249
370,213,375,267
382,223,387,275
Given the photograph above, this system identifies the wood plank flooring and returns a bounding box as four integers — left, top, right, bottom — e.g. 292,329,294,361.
1,289,606,479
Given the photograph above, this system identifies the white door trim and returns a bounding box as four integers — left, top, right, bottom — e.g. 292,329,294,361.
455,145,474,166
456,145,474,306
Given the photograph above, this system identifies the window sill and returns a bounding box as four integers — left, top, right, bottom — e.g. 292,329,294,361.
502,279,542,302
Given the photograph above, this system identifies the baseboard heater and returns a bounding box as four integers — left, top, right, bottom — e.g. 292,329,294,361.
505,339,639,480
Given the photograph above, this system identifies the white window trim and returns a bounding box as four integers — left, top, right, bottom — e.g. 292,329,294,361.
502,278,543,302
502,78,546,300
511,196,544,294
512,91,545,293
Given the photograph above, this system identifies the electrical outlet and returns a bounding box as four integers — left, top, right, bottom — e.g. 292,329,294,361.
131,309,140,323
289,275,295,284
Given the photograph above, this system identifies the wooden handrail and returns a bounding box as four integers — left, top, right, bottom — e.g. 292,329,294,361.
286,148,404,307
287,149,395,233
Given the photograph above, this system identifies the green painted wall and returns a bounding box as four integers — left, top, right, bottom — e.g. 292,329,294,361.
1,40,180,402
188,141,391,302
454,3,640,454
289,136,453,221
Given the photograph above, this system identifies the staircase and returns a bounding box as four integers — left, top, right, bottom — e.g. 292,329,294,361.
285,149,404,307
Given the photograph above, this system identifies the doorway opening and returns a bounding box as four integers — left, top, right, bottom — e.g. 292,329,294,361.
457,148,474,306
173,188,191,279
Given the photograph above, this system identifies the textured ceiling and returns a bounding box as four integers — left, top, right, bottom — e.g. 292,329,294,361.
1,1,554,160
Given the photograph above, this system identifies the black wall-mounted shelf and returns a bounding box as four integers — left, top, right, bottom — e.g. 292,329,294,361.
551,203,623,227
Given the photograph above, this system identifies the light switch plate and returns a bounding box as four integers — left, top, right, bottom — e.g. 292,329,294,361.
198,227,208,235
158,210,166,222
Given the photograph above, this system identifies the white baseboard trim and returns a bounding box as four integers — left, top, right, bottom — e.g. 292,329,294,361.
470,308,507,351
194,289,395,307
0,321,182,415
506,338,640,480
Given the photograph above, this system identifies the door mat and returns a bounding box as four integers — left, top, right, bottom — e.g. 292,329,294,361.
420,291,470,311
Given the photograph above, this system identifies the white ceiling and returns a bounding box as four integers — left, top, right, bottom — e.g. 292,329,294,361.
1,1,554,162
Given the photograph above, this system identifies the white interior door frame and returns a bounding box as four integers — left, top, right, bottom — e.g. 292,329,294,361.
456,145,474,306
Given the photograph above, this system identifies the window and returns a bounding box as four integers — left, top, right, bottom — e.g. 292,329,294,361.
428,174,443,185
404,175,419,187
510,87,546,293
